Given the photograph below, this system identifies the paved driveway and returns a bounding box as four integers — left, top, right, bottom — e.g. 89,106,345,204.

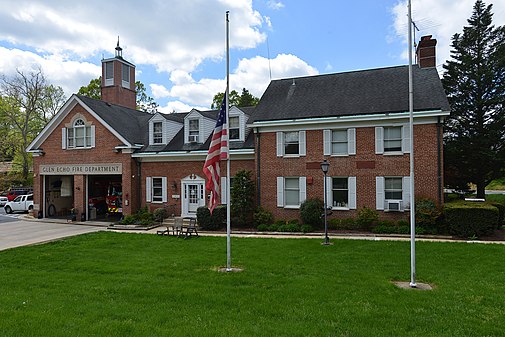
0,219,104,251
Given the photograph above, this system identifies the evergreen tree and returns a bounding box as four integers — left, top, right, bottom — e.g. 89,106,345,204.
211,88,259,109
442,0,505,198
230,169,255,227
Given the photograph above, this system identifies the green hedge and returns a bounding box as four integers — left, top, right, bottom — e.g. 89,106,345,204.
197,206,227,230
444,202,499,238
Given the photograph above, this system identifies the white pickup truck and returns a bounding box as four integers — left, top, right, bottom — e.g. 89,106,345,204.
4,194,34,214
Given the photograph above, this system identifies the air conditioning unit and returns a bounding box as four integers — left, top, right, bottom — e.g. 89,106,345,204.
385,200,402,212
189,135,198,143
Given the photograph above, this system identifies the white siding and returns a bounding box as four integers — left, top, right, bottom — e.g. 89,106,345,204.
165,121,183,144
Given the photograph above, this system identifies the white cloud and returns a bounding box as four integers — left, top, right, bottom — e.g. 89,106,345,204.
267,1,285,10
391,0,505,68
158,100,208,114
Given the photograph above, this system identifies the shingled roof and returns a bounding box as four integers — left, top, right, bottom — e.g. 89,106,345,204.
251,65,450,123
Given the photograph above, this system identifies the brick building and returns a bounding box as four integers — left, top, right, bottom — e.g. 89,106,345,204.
27,36,449,222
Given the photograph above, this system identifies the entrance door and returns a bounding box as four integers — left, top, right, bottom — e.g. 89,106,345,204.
181,175,205,217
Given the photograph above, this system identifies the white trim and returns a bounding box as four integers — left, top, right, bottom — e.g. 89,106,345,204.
61,128,66,149
132,148,254,162
162,177,168,203
402,124,411,154
402,176,411,210
90,125,96,148
276,132,283,157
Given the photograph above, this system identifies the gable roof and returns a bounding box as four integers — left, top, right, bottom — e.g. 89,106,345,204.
250,65,450,123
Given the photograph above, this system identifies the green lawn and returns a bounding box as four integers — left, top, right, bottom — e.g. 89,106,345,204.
1,232,504,337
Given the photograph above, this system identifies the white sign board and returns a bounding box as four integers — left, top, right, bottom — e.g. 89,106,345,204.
39,163,122,175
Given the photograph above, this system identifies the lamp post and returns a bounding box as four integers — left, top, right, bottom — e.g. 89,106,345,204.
321,159,330,245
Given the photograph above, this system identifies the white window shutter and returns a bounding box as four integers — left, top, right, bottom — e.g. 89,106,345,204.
403,176,411,210
90,125,96,148
221,177,227,204
375,127,384,154
198,119,203,143
326,176,332,207
323,130,331,155
376,176,385,210
349,176,357,209
162,177,168,203
276,132,283,157
348,128,356,155
61,128,67,149
402,124,411,154
146,177,152,203
299,131,306,156
299,177,307,204
277,177,284,207
149,122,153,145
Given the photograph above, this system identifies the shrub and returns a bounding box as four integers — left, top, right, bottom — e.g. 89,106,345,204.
268,222,280,232
328,218,358,230
119,207,155,226
153,208,168,223
356,207,379,230
231,170,255,227
301,224,313,233
257,224,269,232
120,214,136,225
300,198,324,229
444,202,499,238
253,207,274,226
197,205,227,230
415,198,441,233
490,202,505,227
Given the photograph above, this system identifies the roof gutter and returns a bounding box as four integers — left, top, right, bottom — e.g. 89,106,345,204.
132,148,255,161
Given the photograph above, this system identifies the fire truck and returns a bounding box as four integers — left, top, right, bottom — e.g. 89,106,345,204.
106,182,122,214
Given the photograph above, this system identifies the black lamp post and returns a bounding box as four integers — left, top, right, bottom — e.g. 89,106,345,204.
321,159,330,245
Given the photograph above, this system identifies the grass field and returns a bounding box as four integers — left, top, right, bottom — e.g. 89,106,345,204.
1,232,504,336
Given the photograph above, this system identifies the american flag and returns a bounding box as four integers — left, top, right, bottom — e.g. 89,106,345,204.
203,93,229,214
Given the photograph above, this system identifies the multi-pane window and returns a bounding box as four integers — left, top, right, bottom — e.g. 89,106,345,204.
189,119,199,142
121,63,130,87
332,130,348,155
229,116,240,140
153,122,163,144
67,119,91,148
152,178,163,202
384,127,402,152
284,177,300,206
284,132,299,155
105,61,113,86
332,177,348,208
385,177,403,200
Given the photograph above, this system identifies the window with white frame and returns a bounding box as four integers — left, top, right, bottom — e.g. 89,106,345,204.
188,119,199,143
375,125,410,154
67,119,92,148
277,131,306,157
121,63,130,88
375,176,410,211
105,61,113,86
323,128,356,156
332,177,348,208
384,127,402,152
146,177,167,203
277,176,306,208
152,177,163,202
153,122,163,144
229,116,240,140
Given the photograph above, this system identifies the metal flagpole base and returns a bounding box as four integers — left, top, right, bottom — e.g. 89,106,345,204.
409,282,417,288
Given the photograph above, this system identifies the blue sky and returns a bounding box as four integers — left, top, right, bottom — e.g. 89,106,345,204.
0,0,503,113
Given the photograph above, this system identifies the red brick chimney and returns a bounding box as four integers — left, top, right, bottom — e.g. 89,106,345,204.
416,35,437,68
101,39,136,109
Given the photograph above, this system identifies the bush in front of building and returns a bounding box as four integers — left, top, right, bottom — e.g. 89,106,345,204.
300,198,324,229
119,207,155,226
371,219,426,235
256,219,313,233
153,208,168,223
197,205,226,230
253,207,274,227
328,218,357,230
415,198,441,234
356,206,379,230
443,201,499,238
230,169,255,227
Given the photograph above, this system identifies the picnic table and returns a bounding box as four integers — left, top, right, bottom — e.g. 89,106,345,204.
157,217,199,239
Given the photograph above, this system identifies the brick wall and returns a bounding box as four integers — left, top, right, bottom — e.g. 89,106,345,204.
258,123,442,222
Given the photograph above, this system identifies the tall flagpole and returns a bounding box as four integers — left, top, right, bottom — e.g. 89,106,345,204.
408,0,417,288
225,11,232,272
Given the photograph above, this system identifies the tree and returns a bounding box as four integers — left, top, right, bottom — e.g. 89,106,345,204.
442,0,505,198
230,169,255,227
78,77,159,113
0,68,66,180
211,88,259,109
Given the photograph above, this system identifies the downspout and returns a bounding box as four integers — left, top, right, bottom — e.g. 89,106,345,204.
255,128,261,207
437,116,443,205
136,158,142,212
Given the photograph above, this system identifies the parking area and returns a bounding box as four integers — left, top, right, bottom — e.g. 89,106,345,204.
0,218,104,251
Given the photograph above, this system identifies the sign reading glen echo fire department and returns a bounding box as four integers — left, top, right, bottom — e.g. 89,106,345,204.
39,163,122,175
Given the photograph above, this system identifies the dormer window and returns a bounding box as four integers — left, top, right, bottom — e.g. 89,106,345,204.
229,116,240,140
122,63,130,88
105,61,113,86
188,119,199,143
153,122,163,144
